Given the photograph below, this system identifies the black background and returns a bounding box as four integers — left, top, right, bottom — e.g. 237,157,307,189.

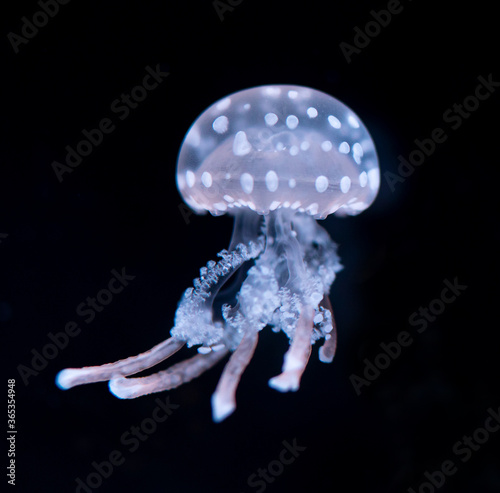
2,1,499,492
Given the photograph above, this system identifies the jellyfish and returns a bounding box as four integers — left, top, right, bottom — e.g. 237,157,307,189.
56,85,380,422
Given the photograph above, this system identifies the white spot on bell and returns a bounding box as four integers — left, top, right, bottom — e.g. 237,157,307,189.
233,131,252,156
307,107,318,118
240,173,254,194
328,115,341,129
201,171,212,188
368,168,380,191
186,170,195,188
265,170,279,192
348,115,360,128
212,115,229,134
186,127,200,147
321,140,332,152
353,142,363,156
286,115,299,129
265,113,278,126
339,141,350,154
262,87,281,97
359,171,368,188
216,97,231,111
315,175,329,193
288,178,296,188
340,176,351,193
214,202,227,211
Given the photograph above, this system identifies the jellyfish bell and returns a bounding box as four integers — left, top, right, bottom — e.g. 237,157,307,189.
177,84,379,219
56,85,380,422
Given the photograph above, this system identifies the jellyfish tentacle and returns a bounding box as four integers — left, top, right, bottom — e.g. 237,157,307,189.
109,348,229,399
211,330,259,422
291,214,341,362
55,337,185,390
318,295,338,363
293,215,342,294
319,325,337,363
269,305,314,392
268,211,316,392
56,235,264,394
265,211,341,391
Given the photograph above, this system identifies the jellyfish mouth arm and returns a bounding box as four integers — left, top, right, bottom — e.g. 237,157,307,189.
318,295,338,363
211,329,259,422
57,231,264,392
109,348,229,399
268,305,314,392
55,337,185,390
171,234,264,347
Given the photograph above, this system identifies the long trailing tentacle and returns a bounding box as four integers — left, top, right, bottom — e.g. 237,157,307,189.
56,338,185,390
291,216,341,364
268,212,315,391
211,330,259,422
109,348,229,399
266,212,340,391
56,231,264,395
268,306,314,391
55,206,340,422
